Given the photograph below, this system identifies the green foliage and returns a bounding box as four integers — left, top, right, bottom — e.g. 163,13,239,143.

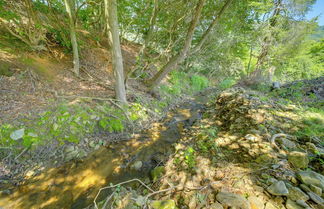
295,107,324,140
196,126,218,154
184,146,196,170
190,75,209,92
218,78,236,90
270,82,304,100
158,71,209,105
0,103,127,149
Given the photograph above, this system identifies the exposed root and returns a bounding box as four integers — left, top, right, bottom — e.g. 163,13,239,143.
270,133,290,151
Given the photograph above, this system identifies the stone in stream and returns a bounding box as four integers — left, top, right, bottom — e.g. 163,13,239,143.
267,181,289,196
296,171,324,190
216,191,251,209
288,151,309,169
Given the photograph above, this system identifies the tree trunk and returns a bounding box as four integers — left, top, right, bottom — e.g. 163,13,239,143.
104,0,127,104
142,0,159,54
190,0,233,55
248,0,282,82
147,0,206,88
64,0,80,76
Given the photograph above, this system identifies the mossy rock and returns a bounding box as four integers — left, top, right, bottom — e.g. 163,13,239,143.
151,166,166,181
151,200,176,209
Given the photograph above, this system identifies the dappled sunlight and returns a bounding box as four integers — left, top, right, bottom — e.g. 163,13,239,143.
0,98,206,208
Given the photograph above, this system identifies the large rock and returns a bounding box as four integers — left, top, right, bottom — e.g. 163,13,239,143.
288,152,309,169
216,192,251,209
310,184,322,196
286,183,309,201
297,171,324,190
267,181,289,196
286,199,304,209
307,191,324,205
278,138,297,150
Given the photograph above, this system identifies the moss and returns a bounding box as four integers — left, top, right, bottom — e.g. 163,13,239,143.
0,61,14,76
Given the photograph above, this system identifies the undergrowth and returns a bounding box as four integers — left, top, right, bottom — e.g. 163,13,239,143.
158,71,209,102
0,101,148,156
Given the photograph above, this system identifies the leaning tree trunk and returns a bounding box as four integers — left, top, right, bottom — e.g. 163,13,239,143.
104,0,127,104
64,0,80,76
147,0,206,88
248,0,282,83
190,0,233,55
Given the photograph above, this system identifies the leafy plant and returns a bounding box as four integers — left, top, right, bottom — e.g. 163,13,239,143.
184,146,196,169
218,78,236,90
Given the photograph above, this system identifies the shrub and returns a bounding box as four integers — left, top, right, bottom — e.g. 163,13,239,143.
218,78,236,90
190,75,209,92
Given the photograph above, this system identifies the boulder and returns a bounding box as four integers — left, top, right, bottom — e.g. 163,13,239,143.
267,181,289,196
286,183,309,201
288,152,309,169
307,191,324,205
297,171,324,190
216,191,251,209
